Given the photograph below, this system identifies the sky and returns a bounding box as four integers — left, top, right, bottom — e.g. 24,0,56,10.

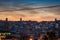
0,0,60,21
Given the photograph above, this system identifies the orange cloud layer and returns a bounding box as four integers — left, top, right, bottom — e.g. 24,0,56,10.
0,5,60,21
0,15,60,22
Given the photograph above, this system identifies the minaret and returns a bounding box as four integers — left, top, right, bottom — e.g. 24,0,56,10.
55,18,57,21
20,18,22,21
55,18,57,23
4,18,9,32
6,18,8,22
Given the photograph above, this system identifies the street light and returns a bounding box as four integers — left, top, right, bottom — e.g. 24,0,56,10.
29,36,34,40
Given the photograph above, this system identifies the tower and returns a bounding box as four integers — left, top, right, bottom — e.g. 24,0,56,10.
4,18,9,32
20,18,22,21
6,18,8,22
55,18,57,21
55,18,57,23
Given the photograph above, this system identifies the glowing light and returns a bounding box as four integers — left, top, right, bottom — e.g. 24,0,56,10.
29,36,34,40
0,36,6,40
29,38,33,40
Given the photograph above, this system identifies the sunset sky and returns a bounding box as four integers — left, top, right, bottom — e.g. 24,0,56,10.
0,0,60,21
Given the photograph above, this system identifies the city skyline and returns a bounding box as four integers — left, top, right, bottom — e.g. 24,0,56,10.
0,0,60,21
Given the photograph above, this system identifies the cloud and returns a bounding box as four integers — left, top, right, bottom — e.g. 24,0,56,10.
0,5,60,21
0,5,60,15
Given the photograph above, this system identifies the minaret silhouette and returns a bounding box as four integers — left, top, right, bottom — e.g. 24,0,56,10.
55,18,57,21
4,18,9,32
55,18,57,23
6,18,8,21
20,18,22,21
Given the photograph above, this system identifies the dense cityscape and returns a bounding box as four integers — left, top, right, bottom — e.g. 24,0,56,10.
0,0,60,40
0,18,60,40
